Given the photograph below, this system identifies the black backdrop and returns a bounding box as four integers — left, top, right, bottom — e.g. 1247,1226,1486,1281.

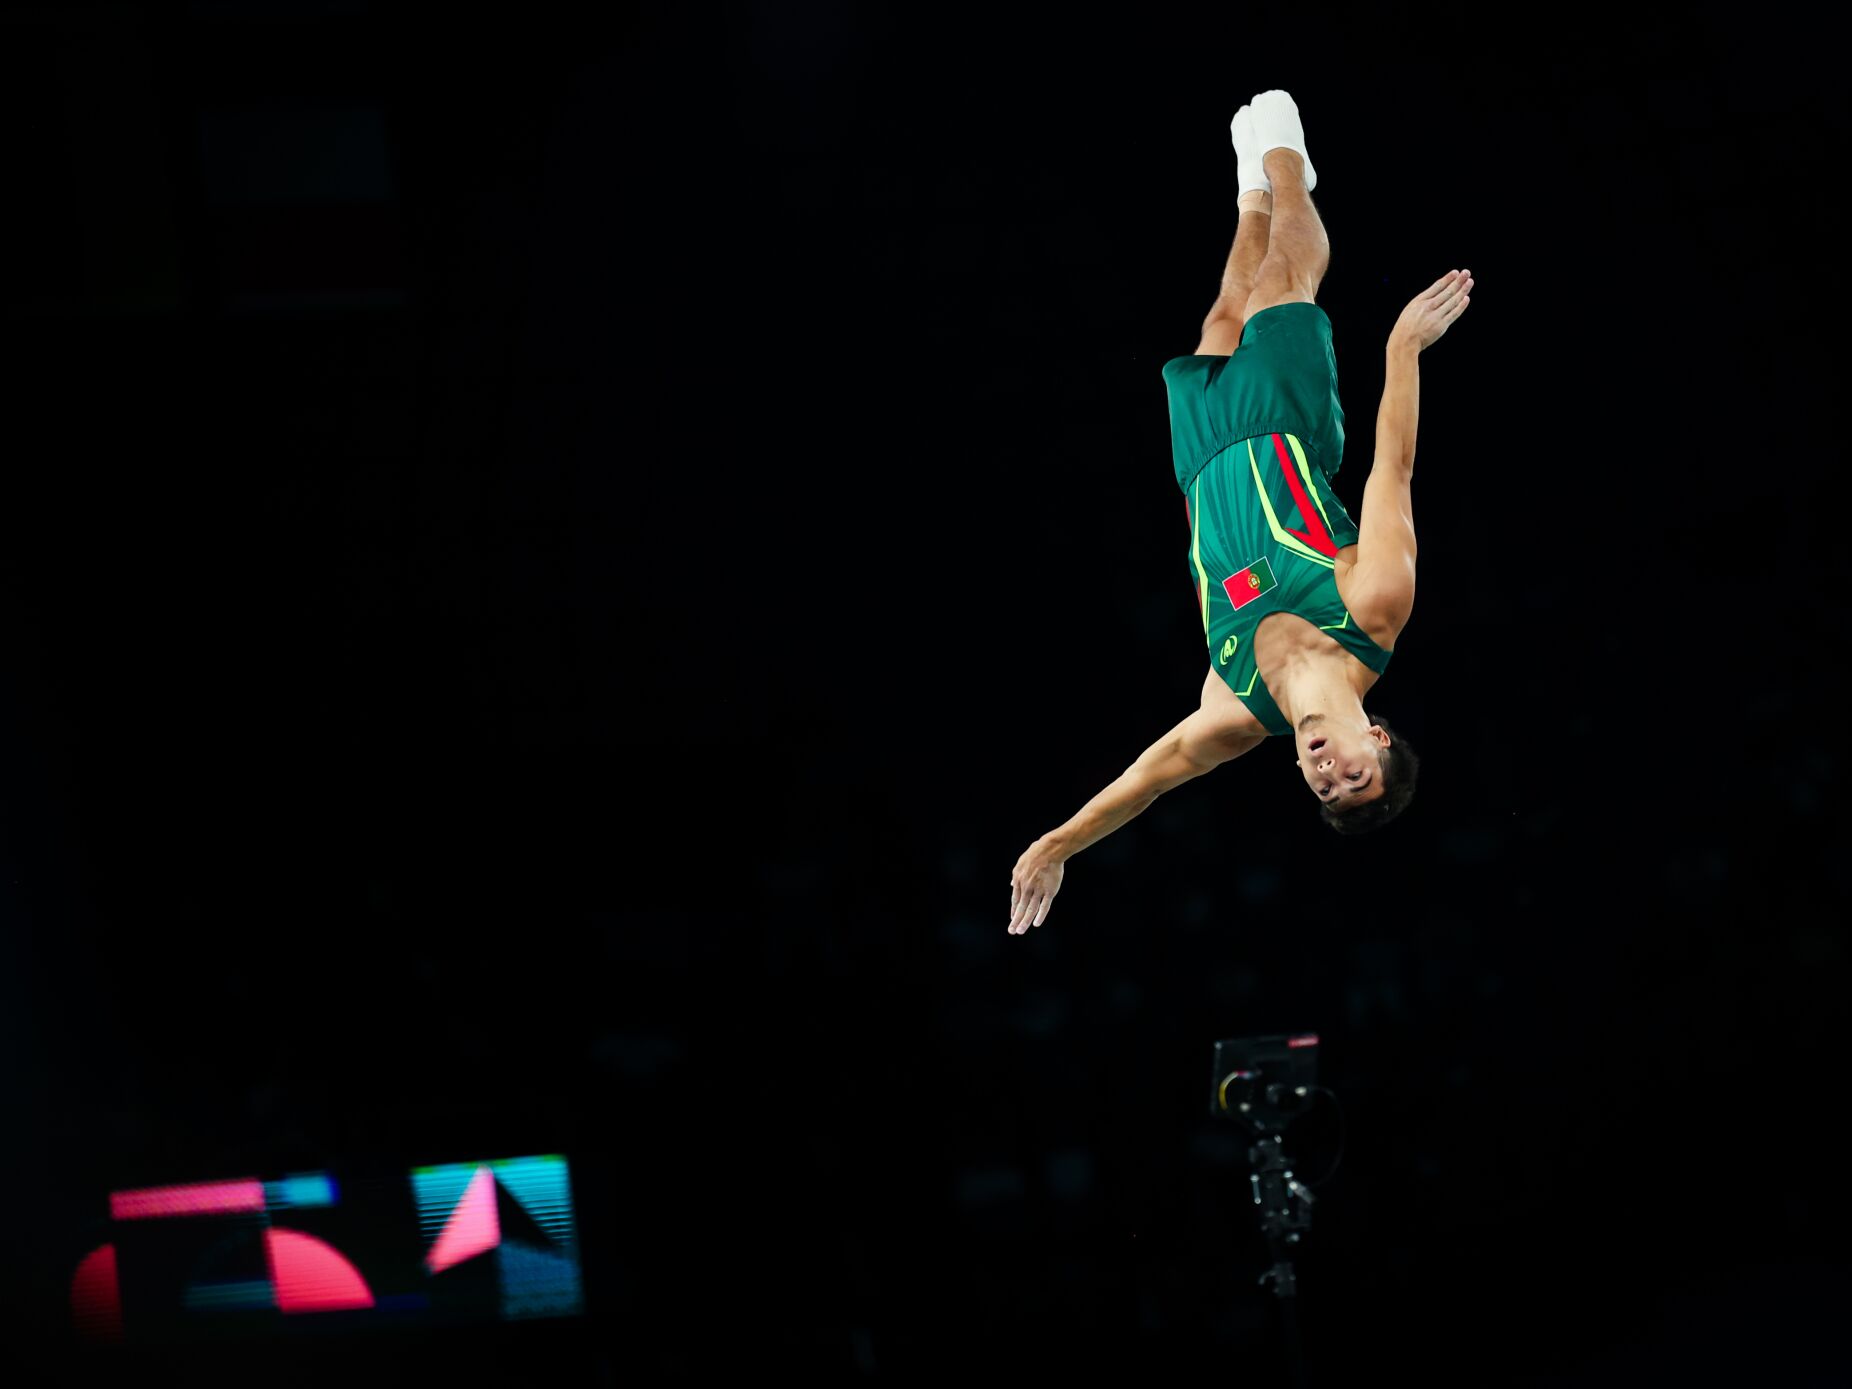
2,2,1847,1384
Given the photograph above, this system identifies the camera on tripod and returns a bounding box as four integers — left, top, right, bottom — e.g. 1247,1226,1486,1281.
1208,1031,1320,1132
1206,1029,1330,1354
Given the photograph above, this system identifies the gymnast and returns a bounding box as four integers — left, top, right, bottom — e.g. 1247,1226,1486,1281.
1009,89,1473,934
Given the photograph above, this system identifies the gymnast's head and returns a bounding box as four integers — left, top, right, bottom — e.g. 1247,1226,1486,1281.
1295,710,1419,834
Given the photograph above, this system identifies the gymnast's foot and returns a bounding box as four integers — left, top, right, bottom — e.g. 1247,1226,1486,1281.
1249,88,1317,193
1231,104,1271,204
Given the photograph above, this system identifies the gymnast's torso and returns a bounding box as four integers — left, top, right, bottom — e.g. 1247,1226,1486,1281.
1178,429,1395,737
1203,562,1392,735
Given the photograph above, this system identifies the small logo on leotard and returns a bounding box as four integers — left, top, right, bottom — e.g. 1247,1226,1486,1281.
1218,635,1238,666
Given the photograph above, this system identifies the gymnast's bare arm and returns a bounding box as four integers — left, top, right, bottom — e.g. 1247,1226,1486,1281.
1007,671,1267,934
1338,269,1473,643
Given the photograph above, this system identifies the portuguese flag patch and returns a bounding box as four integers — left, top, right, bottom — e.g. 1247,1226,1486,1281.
1223,556,1278,611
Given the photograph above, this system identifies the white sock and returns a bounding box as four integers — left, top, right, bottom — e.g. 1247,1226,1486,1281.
1248,89,1317,193
1230,105,1271,198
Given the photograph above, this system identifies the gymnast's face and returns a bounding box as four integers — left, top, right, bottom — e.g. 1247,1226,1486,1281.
1296,717,1389,810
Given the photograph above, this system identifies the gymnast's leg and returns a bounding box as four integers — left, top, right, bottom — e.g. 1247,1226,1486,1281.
1240,91,1331,321
1194,191,1273,355
1194,106,1275,355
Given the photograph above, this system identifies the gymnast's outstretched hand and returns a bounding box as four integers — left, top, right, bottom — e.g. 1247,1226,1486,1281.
1008,838,1065,934
1391,268,1474,352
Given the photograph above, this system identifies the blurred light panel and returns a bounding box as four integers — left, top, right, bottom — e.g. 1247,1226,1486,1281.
70,1153,585,1344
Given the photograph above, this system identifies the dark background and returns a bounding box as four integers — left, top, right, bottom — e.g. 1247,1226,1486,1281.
2,1,1847,1384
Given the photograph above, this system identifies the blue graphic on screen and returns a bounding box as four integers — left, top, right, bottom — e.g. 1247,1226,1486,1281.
412,1155,583,1319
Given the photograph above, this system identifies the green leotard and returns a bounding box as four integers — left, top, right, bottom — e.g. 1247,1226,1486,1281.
1160,302,1392,736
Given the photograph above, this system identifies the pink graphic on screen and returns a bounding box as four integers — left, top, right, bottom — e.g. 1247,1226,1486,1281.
424,1165,500,1274
264,1228,375,1314
111,1179,266,1221
69,1244,123,1343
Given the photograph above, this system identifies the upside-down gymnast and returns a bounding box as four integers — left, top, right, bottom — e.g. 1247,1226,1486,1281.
1009,89,1473,935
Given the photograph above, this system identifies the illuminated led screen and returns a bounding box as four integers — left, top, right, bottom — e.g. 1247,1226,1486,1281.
68,1154,584,1344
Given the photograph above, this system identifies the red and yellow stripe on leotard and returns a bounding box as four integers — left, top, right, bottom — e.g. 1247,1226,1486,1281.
1189,432,1342,633
1247,433,1340,567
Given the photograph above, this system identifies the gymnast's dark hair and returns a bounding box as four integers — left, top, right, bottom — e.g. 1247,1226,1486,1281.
1319,713,1418,835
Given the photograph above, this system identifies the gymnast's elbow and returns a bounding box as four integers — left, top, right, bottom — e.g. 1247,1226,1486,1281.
1372,439,1416,477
